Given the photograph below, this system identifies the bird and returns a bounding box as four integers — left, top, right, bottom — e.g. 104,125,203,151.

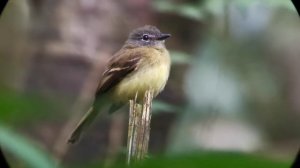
68,25,171,143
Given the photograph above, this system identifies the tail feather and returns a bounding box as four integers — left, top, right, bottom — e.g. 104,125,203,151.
68,96,108,143
68,107,97,143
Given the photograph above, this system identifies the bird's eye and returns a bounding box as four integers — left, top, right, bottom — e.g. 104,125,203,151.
142,34,149,41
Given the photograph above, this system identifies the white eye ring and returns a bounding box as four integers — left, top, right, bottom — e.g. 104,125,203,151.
142,34,150,41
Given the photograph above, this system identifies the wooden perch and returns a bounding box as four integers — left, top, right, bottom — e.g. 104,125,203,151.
127,90,154,164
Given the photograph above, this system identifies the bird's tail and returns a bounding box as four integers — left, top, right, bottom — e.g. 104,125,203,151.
68,96,108,143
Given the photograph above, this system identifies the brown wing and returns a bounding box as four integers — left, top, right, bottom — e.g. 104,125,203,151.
96,50,142,96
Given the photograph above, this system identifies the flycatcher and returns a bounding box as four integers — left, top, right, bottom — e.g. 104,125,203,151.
68,25,171,143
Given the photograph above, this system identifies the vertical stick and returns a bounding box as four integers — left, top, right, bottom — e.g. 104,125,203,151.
126,90,153,164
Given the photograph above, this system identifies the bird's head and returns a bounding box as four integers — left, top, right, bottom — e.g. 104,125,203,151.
125,25,171,48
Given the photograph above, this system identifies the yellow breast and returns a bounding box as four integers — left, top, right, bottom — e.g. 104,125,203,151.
111,47,170,103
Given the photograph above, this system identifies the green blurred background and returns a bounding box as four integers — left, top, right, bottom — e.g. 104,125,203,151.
0,0,299,167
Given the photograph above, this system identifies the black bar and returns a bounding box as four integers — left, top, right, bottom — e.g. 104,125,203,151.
0,147,9,168
291,0,300,16
289,1,299,166
291,149,300,168
0,0,8,16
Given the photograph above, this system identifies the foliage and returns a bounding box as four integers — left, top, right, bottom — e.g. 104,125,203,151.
0,89,64,124
84,152,290,168
0,126,57,168
153,0,295,21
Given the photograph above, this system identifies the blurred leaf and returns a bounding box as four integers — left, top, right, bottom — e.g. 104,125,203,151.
203,0,225,16
176,4,204,20
242,0,295,10
154,0,296,21
152,1,176,12
84,152,289,168
153,1,204,20
203,0,296,17
0,126,58,168
0,89,64,124
131,152,289,168
152,100,180,113
170,51,192,64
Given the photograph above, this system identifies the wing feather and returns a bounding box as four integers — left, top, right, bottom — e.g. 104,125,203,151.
96,50,142,95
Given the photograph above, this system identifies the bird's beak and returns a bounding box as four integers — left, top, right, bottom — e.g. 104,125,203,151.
157,33,171,40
